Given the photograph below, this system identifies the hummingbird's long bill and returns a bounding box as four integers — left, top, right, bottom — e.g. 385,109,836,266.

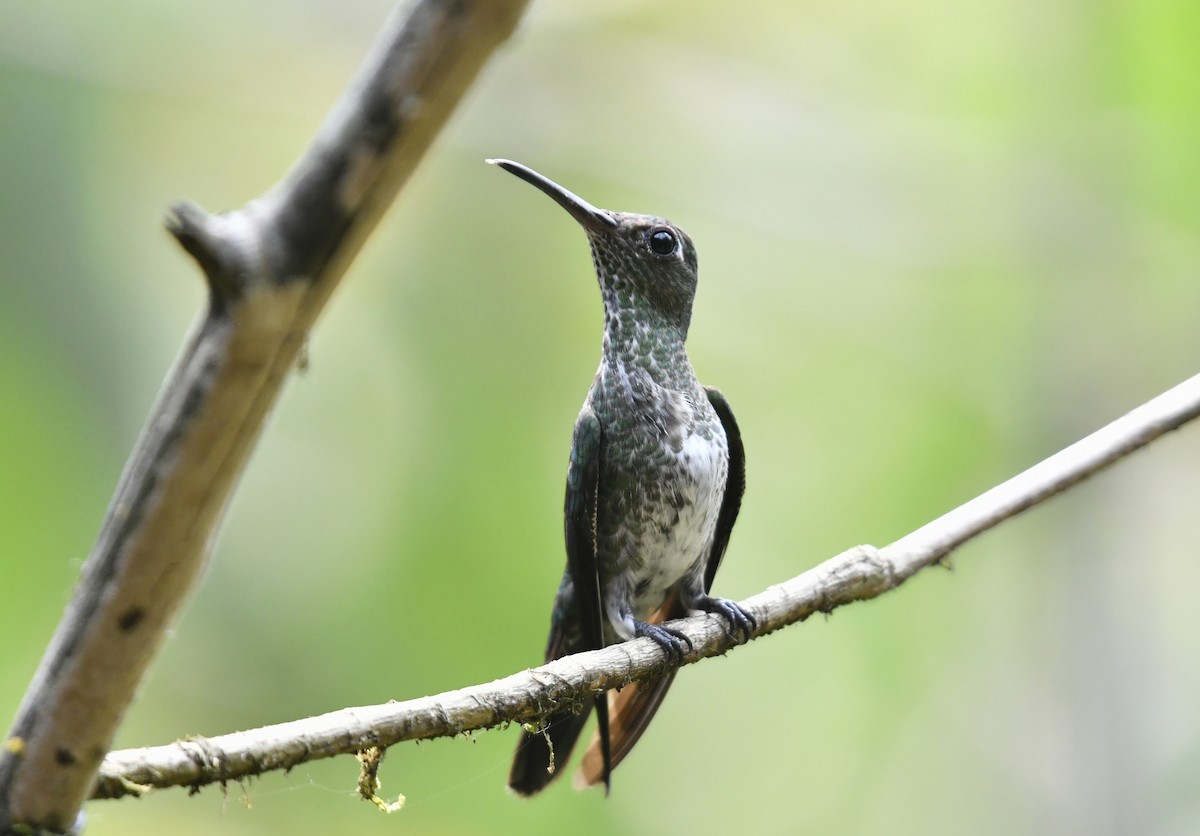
487,158,618,233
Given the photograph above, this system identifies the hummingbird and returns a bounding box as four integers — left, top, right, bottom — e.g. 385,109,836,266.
489,159,755,796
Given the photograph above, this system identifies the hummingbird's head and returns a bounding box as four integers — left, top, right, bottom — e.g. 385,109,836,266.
489,159,699,336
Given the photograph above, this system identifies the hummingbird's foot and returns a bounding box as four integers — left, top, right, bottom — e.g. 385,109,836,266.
696,596,757,644
633,620,693,664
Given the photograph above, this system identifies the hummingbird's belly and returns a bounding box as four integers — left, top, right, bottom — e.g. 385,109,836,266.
602,430,727,636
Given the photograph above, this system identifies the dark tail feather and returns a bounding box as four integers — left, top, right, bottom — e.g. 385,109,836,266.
508,701,592,797
593,683,612,793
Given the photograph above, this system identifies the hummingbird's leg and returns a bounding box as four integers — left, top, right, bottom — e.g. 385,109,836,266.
632,620,693,664
691,595,757,644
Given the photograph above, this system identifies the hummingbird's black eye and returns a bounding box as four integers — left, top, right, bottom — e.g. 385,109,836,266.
649,228,677,256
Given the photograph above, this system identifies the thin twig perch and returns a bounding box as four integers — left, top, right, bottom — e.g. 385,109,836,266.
90,372,1200,799
0,1,528,832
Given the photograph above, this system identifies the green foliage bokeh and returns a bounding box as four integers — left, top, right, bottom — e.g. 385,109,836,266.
3,2,1200,833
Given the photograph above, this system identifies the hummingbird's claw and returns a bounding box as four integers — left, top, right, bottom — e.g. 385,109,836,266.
634,620,693,664
698,596,757,644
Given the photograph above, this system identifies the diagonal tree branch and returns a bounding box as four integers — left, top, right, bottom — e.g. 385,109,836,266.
91,372,1200,800
0,1,529,832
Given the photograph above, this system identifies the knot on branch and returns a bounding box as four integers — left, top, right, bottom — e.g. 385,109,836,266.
166,202,268,303
176,736,224,796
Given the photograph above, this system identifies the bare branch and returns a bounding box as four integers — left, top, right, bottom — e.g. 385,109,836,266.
0,1,528,832
91,372,1200,800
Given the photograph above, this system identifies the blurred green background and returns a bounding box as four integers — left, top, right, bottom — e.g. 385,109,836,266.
4,1,1200,833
